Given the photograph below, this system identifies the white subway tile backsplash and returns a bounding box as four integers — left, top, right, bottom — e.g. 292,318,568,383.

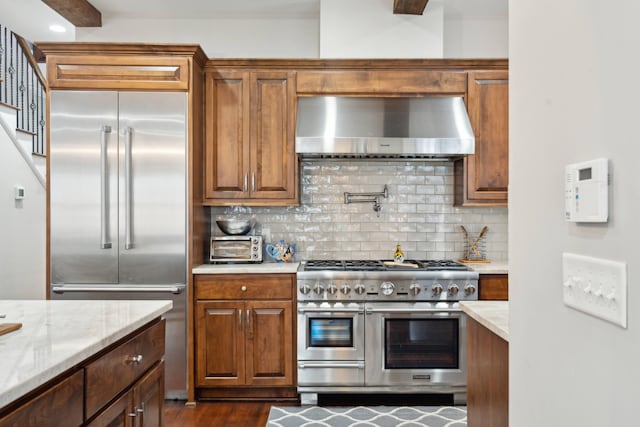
211,160,508,261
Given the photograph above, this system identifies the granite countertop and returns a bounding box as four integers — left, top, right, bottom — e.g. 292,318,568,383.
0,299,172,410
466,261,509,274
192,262,300,274
459,301,509,342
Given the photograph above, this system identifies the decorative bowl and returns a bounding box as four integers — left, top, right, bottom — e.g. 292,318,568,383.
216,220,255,236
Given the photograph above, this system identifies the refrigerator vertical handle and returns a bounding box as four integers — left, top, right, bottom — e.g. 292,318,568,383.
124,127,134,250
100,125,112,249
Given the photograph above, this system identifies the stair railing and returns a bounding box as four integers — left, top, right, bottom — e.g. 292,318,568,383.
0,24,47,156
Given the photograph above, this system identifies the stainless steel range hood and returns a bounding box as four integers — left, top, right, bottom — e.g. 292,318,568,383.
295,96,475,159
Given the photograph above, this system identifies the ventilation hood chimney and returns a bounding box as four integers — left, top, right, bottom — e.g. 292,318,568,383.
295,96,475,159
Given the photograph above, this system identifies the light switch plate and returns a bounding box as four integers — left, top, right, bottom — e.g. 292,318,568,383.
562,253,627,328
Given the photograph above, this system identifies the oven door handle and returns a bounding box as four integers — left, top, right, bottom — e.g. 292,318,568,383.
365,307,461,314
298,362,365,369
297,307,364,314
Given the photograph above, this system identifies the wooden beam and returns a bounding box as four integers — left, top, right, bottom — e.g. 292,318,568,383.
41,0,102,27
393,0,429,15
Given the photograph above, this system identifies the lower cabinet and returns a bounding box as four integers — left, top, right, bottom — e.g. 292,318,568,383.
195,274,296,399
467,316,508,427
88,361,164,427
0,319,166,427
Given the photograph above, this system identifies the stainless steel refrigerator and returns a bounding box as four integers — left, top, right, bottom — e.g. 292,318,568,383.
49,91,188,399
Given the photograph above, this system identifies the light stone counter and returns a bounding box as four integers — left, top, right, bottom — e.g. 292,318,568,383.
466,261,509,274
460,301,509,342
0,299,172,410
192,262,300,274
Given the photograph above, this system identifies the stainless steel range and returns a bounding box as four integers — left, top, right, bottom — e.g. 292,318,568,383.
296,259,478,405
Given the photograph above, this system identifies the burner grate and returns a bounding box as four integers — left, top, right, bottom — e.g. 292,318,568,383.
344,260,385,271
304,260,344,271
418,260,470,271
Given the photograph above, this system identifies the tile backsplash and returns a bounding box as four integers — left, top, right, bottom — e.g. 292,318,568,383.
210,160,508,262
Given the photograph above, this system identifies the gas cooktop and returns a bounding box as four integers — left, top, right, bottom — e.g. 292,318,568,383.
301,259,471,271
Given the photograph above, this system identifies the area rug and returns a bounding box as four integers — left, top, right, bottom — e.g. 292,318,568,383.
266,406,467,427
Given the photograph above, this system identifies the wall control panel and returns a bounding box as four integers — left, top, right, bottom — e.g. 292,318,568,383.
565,158,608,222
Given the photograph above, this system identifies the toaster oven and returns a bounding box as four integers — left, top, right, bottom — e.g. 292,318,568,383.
210,236,263,263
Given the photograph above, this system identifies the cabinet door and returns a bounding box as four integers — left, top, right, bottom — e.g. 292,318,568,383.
249,71,297,201
134,361,165,427
245,300,294,386
196,301,246,386
204,71,251,199
87,389,134,427
455,70,509,205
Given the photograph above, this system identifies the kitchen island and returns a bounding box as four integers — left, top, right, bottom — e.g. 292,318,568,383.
460,301,509,427
0,299,171,425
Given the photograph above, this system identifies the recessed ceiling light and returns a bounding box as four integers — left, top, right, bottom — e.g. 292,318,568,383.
49,24,67,33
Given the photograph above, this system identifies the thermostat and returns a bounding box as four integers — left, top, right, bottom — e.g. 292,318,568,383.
565,158,608,222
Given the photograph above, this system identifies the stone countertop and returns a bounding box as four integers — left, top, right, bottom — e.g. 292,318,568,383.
192,262,300,274
466,261,509,274
460,301,509,342
0,299,172,410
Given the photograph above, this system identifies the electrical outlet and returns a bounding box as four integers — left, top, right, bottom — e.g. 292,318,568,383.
262,227,271,243
562,253,627,328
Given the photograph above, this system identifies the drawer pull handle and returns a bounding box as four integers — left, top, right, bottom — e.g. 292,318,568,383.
128,412,137,418
126,354,143,365
137,403,145,414
241,285,247,292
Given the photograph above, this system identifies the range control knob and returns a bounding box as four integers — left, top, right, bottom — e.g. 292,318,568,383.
354,283,366,295
327,284,338,295
341,284,351,295
299,284,311,295
380,281,395,296
313,282,324,295
464,284,477,296
409,283,421,296
432,283,444,295
448,284,460,296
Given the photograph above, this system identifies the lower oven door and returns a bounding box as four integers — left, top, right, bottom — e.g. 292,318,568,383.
364,302,466,388
297,302,365,361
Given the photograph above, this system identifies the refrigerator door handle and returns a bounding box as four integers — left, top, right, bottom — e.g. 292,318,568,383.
124,127,134,250
51,284,186,294
100,125,112,249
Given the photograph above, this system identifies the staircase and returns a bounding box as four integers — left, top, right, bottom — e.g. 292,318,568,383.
0,24,47,186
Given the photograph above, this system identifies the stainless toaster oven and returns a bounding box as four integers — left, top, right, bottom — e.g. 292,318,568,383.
210,235,263,263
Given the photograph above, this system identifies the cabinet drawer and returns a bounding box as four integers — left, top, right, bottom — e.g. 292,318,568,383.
195,274,293,300
0,370,84,427
85,319,165,418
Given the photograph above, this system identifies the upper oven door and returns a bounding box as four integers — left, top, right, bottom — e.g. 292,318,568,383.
364,302,466,387
297,302,365,361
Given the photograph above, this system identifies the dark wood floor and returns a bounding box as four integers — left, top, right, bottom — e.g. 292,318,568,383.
165,401,298,427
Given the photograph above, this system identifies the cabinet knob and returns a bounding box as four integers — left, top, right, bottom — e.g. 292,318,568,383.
126,354,143,365
241,285,247,292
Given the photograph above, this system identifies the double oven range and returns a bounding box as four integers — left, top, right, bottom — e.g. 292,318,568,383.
296,259,478,405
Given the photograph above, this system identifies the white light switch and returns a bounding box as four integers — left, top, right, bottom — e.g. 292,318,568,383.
563,253,627,328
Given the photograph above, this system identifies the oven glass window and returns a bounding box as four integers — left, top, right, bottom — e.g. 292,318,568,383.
309,318,353,347
384,319,459,369
211,240,252,259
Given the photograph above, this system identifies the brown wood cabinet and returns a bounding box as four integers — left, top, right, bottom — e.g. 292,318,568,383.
478,274,509,300
204,70,298,205
0,319,165,427
467,316,509,427
455,70,509,206
194,274,296,399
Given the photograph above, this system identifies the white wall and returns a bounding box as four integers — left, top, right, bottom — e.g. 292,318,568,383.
510,1,640,426
0,0,75,42
76,18,319,58
320,0,443,58
444,16,508,58
0,124,46,299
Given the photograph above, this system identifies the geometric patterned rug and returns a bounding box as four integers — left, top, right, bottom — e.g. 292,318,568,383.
266,406,467,427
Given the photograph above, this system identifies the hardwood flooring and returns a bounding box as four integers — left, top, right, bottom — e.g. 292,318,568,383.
165,400,298,427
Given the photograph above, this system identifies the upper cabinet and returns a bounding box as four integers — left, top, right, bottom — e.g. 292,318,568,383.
455,70,509,206
204,69,298,205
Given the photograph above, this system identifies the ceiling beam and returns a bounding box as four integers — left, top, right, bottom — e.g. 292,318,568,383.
393,0,429,15
41,0,102,27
